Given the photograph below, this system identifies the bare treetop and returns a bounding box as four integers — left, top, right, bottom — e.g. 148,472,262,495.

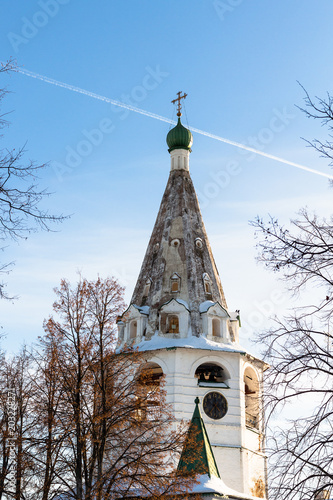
0,59,67,298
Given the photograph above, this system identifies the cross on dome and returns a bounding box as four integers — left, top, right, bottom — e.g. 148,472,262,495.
167,93,193,154
171,91,187,117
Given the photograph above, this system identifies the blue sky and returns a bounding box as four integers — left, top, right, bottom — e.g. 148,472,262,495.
1,1,333,355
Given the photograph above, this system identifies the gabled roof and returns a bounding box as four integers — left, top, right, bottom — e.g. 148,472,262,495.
121,303,150,318
199,300,229,316
178,397,220,479
159,297,191,312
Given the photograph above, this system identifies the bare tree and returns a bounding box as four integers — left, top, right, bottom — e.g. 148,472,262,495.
250,85,333,500
0,348,11,500
251,210,333,500
28,337,68,500
0,347,39,500
41,276,196,500
0,59,67,299
297,82,333,175
0,277,196,499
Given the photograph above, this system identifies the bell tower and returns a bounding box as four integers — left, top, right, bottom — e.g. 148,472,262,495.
117,94,268,499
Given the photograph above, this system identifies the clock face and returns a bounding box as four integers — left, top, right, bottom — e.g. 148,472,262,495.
203,392,228,420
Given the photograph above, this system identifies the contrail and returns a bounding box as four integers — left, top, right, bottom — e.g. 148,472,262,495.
16,67,333,180
17,68,176,125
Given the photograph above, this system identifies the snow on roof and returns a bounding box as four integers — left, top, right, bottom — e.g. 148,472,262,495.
121,474,257,499
191,474,257,499
175,298,190,310
199,300,229,316
159,298,190,311
137,332,247,355
133,304,150,315
199,300,216,313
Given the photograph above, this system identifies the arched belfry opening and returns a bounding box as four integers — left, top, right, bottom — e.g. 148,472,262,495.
136,363,164,421
195,362,229,388
138,362,163,387
244,367,260,430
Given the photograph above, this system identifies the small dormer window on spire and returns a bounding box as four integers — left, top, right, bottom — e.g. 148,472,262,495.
203,273,212,296
170,273,181,293
143,278,151,297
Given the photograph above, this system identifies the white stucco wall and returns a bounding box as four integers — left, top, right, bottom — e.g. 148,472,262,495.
146,347,267,497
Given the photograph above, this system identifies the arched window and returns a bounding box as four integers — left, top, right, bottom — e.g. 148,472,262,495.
212,318,221,337
138,362,163,387
244,367,260,430
168,315,179,334
137,363,163,421
170,273,180,293
130,320,137,339
195,363,229,387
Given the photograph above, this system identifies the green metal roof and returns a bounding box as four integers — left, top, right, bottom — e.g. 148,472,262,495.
166,117,193,152
177,397,220,479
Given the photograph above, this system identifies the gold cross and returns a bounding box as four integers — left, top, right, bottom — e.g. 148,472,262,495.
171,91,187,117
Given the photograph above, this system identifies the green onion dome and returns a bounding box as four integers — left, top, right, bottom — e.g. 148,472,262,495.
166,117,193,153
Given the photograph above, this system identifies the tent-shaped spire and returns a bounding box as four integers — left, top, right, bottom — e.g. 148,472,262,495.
129,113,228,338
178,397,220,479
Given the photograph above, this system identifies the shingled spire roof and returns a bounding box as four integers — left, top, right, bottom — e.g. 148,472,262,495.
178,397,220,479
130,114,228,338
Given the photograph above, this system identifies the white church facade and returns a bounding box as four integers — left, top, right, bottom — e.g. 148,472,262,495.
117,93,268,499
